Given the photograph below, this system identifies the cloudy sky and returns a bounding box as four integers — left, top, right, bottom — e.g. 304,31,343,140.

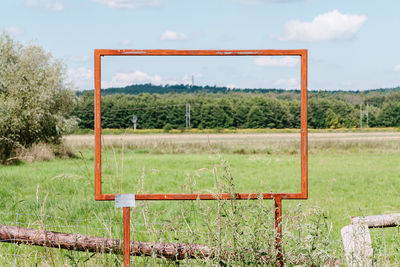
1,0,399,90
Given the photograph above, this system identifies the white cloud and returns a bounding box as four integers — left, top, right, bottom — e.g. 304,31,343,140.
102,71,179,88
393,64,400,72
342,81,353,87
67,67,93,88
25,0,65,11
70,55,89,63
102,71,205,88
229,0,303,5
218,33,236,42
274,78,299,89
254,56,299,67
92,0,161,8
120,40,133,46
283,10,367,41
160,31,187,41
226,84,237,89
5,26,24,35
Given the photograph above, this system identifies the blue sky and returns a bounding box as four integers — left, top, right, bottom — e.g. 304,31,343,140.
1,0,399,91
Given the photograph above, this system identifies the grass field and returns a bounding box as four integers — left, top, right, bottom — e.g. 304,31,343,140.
1,131,400,265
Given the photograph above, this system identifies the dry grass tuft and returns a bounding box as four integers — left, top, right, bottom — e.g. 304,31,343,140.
17,143,55,162
13,142,76,163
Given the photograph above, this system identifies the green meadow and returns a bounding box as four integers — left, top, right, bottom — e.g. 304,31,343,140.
1,132,399,265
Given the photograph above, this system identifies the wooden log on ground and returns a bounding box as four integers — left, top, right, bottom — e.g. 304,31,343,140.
351,213,400,228
0,223,340,265
341,213,400,267
341,224,373,267
0,224,213,260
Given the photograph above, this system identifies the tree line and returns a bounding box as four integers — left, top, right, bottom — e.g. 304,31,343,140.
72,89,400,130
78,83,400,97
2,32,399,164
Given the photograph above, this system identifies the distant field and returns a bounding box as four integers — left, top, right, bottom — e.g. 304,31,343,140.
65,131,400,154
1,131,400,265
73,127,400,135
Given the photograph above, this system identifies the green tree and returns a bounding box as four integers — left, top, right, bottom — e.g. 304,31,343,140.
0,33,76,163
325,109,341,129
72,91,94,129
199,105,227,128
246,106,264,128
377,101,400,127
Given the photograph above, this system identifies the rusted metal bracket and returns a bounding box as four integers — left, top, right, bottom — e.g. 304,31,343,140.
115,194,136,208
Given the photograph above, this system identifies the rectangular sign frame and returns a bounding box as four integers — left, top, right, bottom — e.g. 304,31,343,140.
94,49,308,202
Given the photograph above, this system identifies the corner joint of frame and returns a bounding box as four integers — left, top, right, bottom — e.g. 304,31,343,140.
94,49,103,58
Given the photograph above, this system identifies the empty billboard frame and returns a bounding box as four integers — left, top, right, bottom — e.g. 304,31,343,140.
94,49,308,202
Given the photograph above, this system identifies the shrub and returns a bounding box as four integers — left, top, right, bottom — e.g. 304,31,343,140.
163,123,173,133
0,33,76,163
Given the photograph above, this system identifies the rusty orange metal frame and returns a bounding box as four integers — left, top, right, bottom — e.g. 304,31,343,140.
94,49,307,266
94,49,308,202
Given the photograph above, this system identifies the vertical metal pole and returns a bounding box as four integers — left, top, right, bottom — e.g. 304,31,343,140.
300,50,308,199
360,104,363,129
275,197,283,266
186,103,191,128
123,207,130,267
94,51,102,200
366,102,369,128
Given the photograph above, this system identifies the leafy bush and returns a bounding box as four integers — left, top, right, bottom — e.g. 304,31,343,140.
0,33,76,163
163,123,173,132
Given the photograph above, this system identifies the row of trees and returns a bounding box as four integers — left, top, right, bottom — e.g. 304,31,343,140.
72,91,400,129
1,32,398,164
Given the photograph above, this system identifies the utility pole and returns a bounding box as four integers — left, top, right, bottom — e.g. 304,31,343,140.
132,114,137,130
359,104,362,129
366,102,369,128
186,103,190,128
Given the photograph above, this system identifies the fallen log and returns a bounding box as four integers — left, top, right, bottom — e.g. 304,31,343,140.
351,213,400,228
0,224,213,260
0,224,340,265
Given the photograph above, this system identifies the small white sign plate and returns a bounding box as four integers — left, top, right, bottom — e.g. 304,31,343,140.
115,194,136,208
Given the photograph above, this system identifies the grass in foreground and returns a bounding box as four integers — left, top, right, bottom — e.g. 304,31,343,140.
1,134,400,265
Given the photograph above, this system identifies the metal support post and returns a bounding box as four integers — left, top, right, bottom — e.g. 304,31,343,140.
123,207,130,267
274,197,283,266
116,194,135,267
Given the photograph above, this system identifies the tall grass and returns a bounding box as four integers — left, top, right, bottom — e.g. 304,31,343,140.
1,131,400,265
